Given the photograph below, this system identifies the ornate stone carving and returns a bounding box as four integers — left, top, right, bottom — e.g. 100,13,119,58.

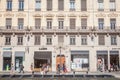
16,13,26,17
108,13,118,17
68,13,76,17
80,13,89,17
4,12,14,17
45,14,54,17
33,14,42,17
56,14,65,17
96,13,106,17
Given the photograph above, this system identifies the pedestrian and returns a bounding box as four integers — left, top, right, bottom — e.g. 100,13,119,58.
19,64,24,73
57,64,61,74
10,63,14,75
31,63,34,74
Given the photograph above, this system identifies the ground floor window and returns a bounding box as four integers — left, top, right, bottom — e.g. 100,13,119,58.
3,57,11,70
15,57,23,71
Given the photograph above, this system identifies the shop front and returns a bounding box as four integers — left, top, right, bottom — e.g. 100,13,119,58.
34,51,52,72
3,51,12,71
15,51,25,72
71,51,89,71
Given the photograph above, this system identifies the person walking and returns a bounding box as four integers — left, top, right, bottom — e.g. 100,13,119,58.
10,63,14,75
31,63,34,75
19,64,24,73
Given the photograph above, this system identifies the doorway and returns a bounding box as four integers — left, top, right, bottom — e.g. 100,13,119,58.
3,57,11,70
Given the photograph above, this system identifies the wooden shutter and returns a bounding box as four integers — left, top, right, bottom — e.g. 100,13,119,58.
98,0,103,3
18,18,23,24
58,0,64,10
35,18,41,29
99,35,105,45
81,0,87,11
6,18,12,25
58,35,64,43
35,35,40,45
47,0,52,11
81,18,87,29
110,0,115,2
70,18,76,29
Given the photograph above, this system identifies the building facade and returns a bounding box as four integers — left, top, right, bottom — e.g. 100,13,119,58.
0,0,120,72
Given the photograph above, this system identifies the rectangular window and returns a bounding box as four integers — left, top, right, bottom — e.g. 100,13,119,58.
98,18,104,30
58,35,64,45
81,0,87,11
70,0,75,11
35,18,41,29
98,0,104,11
70,35,76,45
81,18,87,29
7,0,12,11
110,18,116,30
17,36,23,45
46,35,52,45
47,0,52,11
6,18,12,29
58,18,64,29
110,0,116,11
5,36,11,45
18,18,24,29
58,0,64,11
81,35,87,45
35,0,41,11
70,18,76,29
111,35,117,45
19,0,24,11
98,35,105,45
34,35,40,45
47,19,52,29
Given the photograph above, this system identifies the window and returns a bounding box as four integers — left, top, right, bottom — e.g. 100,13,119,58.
81,18,87,29
81,0,87,11
17,36,23,45
46,35,52,45
6,18,12,29
35,18,41,29
58,35,64,44
70,35,76,45
7,0,12,11
70,0,75,11
18,18,24,29
98,18,104,30
70,18,76,29
98,35,105,45
5,36,11,45
58,18,64,29
110,18,116,30
47,0,52,11
35,0,41,11
81,35,87,45
58,0,64,11
98,0,104,11
47,19,52,29
34,35,40,45
19,0,24,11
111,35,117,45
110,0,116,11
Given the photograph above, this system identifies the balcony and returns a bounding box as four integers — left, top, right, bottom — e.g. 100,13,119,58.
5,42,11,45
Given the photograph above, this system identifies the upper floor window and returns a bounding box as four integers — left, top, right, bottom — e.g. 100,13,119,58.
110,18,116,30
81,0,87,11
47,0,52,11
81,35,87,45
98,0,104,11
58,0,64,11
58,35,64,45
5,36,11,45
70,18,76,29
34,35,40,45
81,18,87,29
111,35,117,45
17,36,23,45
98,35,105,45
70,35,76,45
58,18,64,29
46,35,52,45
98,18,104,30
35,18,41,29
19,0,24,11
47,19,52,29
70,0,75,11
7,0,12,11
6,18,12,29
35,0,41,11
110,0,116,11
18,18,24,30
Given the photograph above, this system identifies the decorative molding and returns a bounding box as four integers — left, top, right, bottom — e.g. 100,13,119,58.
45,14,54,17
4,12,14,17
16,13,26,17
108,13,118,17
68,13,76,17
96,13,106,17
33,14,42,17
80,14,89,17
56,14,65,17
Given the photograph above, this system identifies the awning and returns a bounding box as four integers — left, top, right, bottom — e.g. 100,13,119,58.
97,50,108,55
110,51,119,55
3,51,12,57
71,50,89,55
34,51,52,59
15,51,25,56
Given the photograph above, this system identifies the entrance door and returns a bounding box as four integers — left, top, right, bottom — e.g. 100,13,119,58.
56,55,65,70
15,57,23,71
3,57,11,70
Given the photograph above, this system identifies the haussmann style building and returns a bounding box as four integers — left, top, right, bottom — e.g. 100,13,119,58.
0,0,120,72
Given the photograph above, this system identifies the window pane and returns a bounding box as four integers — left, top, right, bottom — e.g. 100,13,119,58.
81,0,87,11
58,0,64,10
70,18,76,29
47,0,52,11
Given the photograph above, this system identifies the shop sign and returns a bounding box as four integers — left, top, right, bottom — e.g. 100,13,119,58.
3,48,12,50
112,48,120,50
39,48,47,50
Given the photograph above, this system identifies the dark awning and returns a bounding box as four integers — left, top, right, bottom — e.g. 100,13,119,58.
34,51,52,59
97,50,108,55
